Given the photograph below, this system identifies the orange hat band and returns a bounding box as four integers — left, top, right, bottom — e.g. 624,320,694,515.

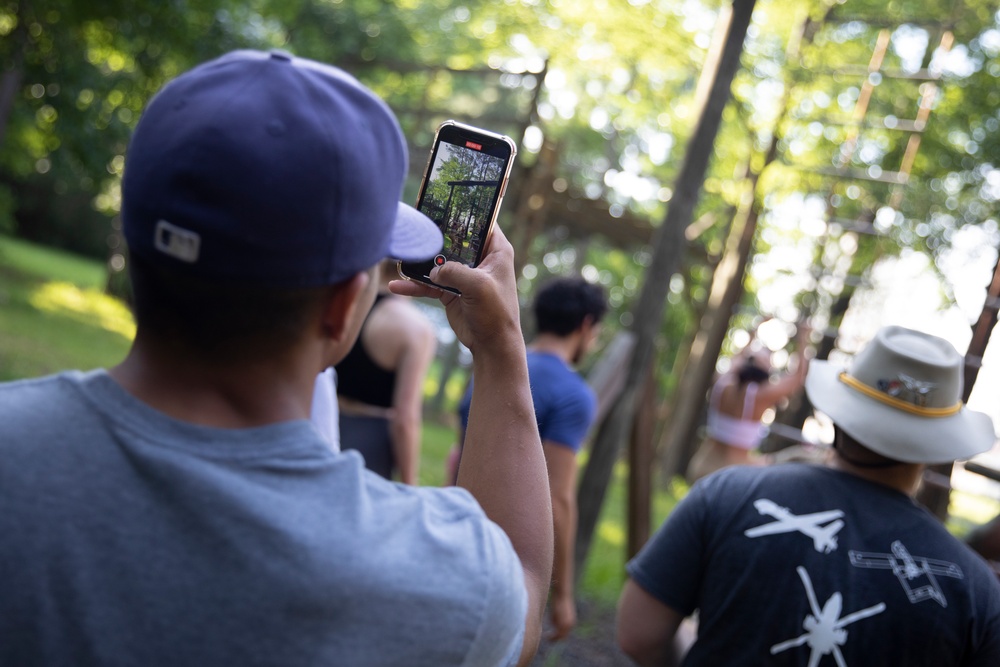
838,372,963,418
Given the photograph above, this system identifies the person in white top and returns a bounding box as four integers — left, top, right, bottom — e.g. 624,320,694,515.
311,368,340,451
687,321,811,483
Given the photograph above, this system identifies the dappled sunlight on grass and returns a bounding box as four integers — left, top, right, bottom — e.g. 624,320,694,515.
597,519,625,548
947,489,1000,539
422,374,468,409
951,489,1000,525
29,281,135,340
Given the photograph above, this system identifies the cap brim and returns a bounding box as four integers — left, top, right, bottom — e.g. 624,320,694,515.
805,360,996,464
387,202,442,262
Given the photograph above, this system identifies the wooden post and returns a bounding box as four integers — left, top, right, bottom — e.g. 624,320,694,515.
628,367,657,559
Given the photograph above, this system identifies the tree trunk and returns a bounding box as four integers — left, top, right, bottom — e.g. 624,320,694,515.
658,186,761,481
0,12,25,151
574,0,758,576
627,366,657,559
917,248,1000,518
0,66,22,150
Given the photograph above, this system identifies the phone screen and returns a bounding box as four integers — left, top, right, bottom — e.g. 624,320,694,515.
399,122,515,289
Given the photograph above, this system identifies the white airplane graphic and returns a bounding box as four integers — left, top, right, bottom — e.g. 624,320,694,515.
744,499,845,554
771,566,886,667
849,540,963,607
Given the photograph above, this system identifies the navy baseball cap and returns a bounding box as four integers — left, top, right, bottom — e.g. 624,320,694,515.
122,49,442,286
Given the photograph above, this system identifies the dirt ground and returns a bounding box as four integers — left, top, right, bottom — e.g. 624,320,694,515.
529,599,636,667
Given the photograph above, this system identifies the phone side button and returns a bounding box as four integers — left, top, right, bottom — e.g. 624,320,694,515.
499,178,508,198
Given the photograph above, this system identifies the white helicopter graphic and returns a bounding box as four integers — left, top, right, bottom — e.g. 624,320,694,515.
771,566,886,667
744,499,845,554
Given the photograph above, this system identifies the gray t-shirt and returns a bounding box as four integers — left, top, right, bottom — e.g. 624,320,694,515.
628,464,1000,666
0,370,526,666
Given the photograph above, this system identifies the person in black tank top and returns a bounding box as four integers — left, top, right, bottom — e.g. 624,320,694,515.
336,295,397,409
334,263,437,483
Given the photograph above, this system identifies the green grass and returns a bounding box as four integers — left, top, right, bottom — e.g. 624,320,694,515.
0,234,110,288
575,453,684,608
417,420,461,488
417,414,684,608
0,235,134,381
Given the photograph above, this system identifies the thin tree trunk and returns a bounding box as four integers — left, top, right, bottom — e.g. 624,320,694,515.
658,186,761,480
917,248,1000,518
0,7,25,151
627,367,657,559
0,65,22,150
574,0,758,578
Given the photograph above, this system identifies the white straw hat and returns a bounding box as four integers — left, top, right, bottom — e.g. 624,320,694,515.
805,326,996,464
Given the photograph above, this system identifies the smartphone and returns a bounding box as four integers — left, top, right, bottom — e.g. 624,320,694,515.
398,120,517,294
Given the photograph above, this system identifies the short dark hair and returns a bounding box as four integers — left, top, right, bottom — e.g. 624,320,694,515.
737,358,771,385
127,253,334,363
533,276,607,337
832,425,904,468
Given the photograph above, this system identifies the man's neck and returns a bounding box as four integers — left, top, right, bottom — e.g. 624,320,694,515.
529,332,579,366
827,454,924,496
108,335,319,429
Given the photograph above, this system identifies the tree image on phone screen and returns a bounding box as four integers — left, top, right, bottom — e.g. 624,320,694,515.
420,140,507,266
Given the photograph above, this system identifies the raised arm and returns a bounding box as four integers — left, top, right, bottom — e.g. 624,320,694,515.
731,318,763,367
390,227,553,665
754,322,811,411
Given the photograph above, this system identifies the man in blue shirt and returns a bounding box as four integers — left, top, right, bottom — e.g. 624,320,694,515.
459,276,607,640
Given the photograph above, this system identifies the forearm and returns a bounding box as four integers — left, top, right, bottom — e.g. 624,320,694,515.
386,227,551,664
389,321,435,487
459,342,553,664
389,417,420,485
551,494,576,600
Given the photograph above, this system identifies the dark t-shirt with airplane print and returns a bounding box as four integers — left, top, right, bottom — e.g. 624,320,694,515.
628,464,1000,666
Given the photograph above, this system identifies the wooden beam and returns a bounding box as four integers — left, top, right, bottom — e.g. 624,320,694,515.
627,367,657,559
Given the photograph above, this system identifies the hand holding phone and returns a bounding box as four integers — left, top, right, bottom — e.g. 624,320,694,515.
397,121,517,294
391,223,521,357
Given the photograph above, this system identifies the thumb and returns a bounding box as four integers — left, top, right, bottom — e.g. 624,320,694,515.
431,260,482,298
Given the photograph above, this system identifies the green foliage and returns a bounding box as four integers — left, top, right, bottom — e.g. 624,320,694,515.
0,0,268,257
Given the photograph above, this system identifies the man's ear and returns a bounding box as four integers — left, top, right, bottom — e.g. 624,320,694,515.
320,271,370,343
